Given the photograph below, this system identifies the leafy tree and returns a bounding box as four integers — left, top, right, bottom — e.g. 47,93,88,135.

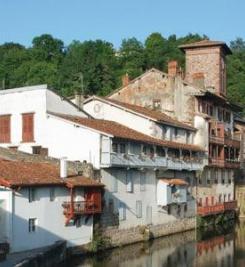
144,32,167,71
31,34,64,63
118,37,145,80
59,40,117,96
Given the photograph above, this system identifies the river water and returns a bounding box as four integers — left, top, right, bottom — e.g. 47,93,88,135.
67,220,245,267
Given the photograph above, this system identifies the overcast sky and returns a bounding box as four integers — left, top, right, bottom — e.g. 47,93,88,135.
0,0,244,47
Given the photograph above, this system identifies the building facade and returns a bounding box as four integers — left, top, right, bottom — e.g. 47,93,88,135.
0,157,103,253
108,40,240,219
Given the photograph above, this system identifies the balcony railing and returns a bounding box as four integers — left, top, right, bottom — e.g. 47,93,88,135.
197,201,237,217
225,159,240,168
224,136,241,148
209,135,224,145
62,200,102,215
102,152,203,171
209,158,225,167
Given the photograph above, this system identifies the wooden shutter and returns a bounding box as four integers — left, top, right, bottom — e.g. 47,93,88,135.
0,115,11,143
22,113,34,142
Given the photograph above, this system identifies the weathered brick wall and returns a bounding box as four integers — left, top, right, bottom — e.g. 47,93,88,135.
109,69,175,117
185,47,224,95
102,217,196,247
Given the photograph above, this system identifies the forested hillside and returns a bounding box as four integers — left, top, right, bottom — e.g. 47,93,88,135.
0,33,244,113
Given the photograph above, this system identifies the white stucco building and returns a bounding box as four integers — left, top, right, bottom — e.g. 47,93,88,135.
0,157,103,253
0,84,204,243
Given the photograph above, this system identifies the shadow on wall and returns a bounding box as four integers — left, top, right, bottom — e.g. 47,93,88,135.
0,202,92,254
100,168,197,227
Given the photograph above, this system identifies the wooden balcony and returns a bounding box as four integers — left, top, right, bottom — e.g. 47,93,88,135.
62,200,102,215
224,136,241,148
209,135,224,145
225,159,240,169
224,200,237,211
197,201,237,217
209,158,225,167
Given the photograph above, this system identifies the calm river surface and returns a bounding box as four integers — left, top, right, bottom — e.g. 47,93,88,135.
67,220,245,267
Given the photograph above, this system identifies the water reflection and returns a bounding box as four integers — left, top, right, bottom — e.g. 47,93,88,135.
68,220,245,267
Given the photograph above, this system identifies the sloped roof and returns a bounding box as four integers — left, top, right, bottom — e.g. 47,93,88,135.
179,40,232,54
49,112,204,152
0,158,103,188
103,97,196,131
84,96,196,131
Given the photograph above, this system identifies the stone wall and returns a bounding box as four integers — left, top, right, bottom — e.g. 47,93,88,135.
102,217,196,247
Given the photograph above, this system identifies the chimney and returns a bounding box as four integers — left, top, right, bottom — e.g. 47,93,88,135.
168,61,178,77
122,73,130,87
192,72,205,89
60,157,68,179
74,91,84,109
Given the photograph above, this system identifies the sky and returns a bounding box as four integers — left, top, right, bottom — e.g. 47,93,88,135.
0,0,244,48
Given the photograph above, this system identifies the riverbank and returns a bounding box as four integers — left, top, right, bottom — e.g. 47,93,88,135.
67,220,240,267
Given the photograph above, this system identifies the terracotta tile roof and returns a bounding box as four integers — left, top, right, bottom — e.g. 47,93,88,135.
89,96,196,131
160,178,188,186
0,158,103,188
179,40,232,54
49,112,204,152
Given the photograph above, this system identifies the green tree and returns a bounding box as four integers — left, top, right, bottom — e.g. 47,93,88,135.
118,37,145,80
144,32,167,71
59,40,117,96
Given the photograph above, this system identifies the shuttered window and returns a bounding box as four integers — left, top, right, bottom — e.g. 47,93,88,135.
0,115,11,143
22,113,34,142
136,201,142,218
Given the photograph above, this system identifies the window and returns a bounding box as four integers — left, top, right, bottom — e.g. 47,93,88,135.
184,203,188,212
28,218,37,232
112,143,118,153
119,202,126,221
22,113,34,142
136,201,142,218
153,99,161,110
162,126,167,139
140,173,146,191
174,128,178,139
186,131,191,144
111,176,118,193
0,115,11,143
32,146,41,155
28,188,37,202
50,188,55,202
126,172,133,193
218,108,223,121
75,217,82,228
108,199,114,213
119,143,126,154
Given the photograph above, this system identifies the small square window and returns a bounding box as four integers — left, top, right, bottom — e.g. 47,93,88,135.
28,218,37,232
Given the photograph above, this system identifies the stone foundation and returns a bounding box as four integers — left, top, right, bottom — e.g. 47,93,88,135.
102,217,196,247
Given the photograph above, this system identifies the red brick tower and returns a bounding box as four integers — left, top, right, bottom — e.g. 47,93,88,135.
179,40,232,96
